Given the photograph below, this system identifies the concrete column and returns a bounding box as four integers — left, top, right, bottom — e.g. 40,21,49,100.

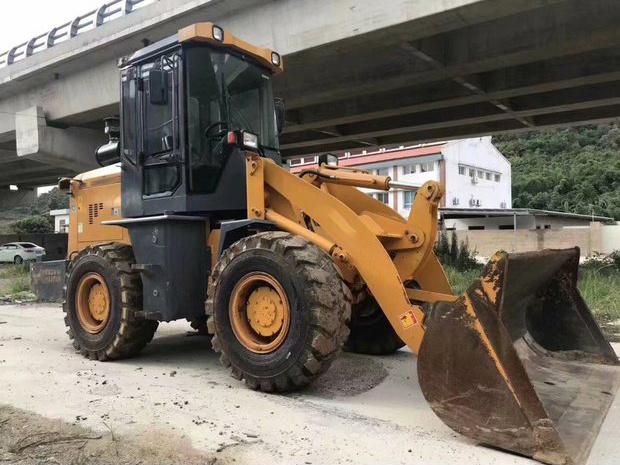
590,221,603,256
0,187,35,209
16,106,103,172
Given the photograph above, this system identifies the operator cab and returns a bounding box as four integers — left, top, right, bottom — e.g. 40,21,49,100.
117,23,284,219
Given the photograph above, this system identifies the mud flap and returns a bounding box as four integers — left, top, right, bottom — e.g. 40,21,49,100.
418,248,620,465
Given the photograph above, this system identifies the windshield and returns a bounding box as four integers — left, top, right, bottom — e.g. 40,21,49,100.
186,46,278,193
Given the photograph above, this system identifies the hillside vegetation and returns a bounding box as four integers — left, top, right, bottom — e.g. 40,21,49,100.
0,188,68,234
494,122,620,220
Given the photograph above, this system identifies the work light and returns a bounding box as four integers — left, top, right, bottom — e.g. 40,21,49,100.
212,25,224,41
243,131,259,150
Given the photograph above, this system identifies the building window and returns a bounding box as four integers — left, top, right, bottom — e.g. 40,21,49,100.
468,225,485,230
420,162,433,173
403,191,415,209
375,192,389,204
402,164,416,175
485,172,492,180
494,174,501,182
376,168,389,177
458,165,466,175
289,158,302,166
498,225,514,230
544,224,551,229
469,168,475,178
59,219,67,233
477,170,484,178
452,197,460,206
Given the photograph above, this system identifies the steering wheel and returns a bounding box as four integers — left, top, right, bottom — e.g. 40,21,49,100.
204,121,229,140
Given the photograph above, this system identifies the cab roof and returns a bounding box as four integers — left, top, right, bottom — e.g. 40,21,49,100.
120,22,283,74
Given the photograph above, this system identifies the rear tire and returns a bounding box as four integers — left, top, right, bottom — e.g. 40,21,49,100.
208,232,351,392
63,243,158,361
345,295,405,355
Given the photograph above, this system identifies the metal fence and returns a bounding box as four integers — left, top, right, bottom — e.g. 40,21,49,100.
0,0,152,68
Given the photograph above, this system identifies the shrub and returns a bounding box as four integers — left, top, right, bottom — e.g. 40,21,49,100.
581,251,620,273
11,215,53,234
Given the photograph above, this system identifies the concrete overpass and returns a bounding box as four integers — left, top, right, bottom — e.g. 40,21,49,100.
0,0,619,202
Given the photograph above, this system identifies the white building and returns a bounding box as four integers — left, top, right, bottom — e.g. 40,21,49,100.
49,208,70,233
290,137,512,218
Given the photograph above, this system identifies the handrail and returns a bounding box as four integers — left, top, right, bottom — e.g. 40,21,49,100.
0,0,152,69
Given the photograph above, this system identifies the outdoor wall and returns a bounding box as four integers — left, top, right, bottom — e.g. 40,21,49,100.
449,222,618,258
601,224,620,254
443,215,599,231
443,137,512,209
444,215,536,230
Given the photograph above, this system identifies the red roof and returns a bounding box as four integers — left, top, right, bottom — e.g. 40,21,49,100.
289,143,445,173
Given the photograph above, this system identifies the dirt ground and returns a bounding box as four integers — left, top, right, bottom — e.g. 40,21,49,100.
1,303,619,465
0,405,215,465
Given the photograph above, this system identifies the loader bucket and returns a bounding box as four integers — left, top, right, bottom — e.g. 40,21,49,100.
418,248,620,465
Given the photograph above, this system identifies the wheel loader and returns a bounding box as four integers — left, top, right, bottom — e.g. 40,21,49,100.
38,23,619,465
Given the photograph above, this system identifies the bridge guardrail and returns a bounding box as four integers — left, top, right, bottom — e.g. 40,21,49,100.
0,0,152,68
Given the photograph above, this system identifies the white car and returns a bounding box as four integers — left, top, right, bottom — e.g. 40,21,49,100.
0,242,46,264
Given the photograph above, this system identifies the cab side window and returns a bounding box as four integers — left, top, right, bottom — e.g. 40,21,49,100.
141,55,180,197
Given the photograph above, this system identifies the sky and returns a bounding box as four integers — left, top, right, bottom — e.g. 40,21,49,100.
0,0,108,51
0,0,128,194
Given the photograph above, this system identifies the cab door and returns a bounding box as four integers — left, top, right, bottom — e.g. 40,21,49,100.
140,54,182,201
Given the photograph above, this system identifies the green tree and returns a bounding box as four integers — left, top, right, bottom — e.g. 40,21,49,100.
449,231,459,265
32,187,69,215
12,216,54,234
495,122,620,220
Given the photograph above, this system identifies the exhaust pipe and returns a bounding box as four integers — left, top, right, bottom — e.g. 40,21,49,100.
95,117,120,167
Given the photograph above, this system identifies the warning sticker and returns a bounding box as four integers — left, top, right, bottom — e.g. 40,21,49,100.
399,310,418,328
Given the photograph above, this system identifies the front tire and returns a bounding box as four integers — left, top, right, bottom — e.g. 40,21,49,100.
63,243,158,361
14,256,23,265
345,295,405,355
208,232,351,392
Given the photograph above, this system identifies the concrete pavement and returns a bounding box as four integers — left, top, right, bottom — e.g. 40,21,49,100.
0,303,618,464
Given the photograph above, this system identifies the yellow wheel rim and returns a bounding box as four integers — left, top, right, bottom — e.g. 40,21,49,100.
76,272,110,334
229,272,291,353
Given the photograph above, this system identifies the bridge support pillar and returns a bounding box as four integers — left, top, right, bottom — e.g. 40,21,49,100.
16,106,104,172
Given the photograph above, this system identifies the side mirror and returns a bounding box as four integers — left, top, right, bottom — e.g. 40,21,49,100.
274,97,286,134
149,70,168,105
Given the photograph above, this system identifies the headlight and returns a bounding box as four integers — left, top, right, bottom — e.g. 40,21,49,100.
242,131,259,150
271,52,281,66
212,25,224,42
